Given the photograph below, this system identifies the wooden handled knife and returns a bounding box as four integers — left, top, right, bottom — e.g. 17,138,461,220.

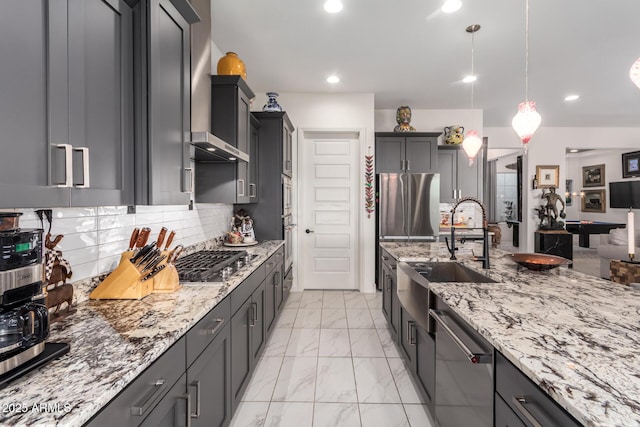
137,227,151,248
164,230,176,250
156,227,168,248
128,228,140,251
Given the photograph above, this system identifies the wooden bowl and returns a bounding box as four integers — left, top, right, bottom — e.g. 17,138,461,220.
508,253,571,271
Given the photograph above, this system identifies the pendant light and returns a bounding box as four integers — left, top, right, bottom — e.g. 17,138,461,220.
630,57,640,89
462,24,482,166
511,0,541,153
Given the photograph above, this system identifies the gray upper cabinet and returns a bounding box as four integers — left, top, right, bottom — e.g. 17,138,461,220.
135,0,199,205
375,133,439,174
437,144,485,203
249,115,261,202
0,0,134,208
195,76,254,204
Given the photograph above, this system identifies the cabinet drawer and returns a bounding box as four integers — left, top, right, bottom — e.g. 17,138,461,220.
186,297,231,368
265,247,284,276
87,337,186,427
495,352,581,427
380,248,396,271
495,393,526,427
231,263,266,315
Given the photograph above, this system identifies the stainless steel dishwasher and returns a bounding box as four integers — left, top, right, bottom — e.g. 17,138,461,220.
429,295,493,427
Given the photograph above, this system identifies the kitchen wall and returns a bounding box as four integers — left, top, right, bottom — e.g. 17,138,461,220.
13,203,232,282
565,149,640,224
485,126,640,251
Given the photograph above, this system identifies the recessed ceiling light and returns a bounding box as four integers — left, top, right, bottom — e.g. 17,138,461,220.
462,75,477,83
564,94,580,101
323,0,343,13
569,149,579,153
441,0,462,13
229,157,237,161
327,75,340,84
206,147,216,152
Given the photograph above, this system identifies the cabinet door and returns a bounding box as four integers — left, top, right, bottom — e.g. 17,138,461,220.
140,373,189,427
457,147,482,200
399,307,417,370
274,262,284,313
376,136,404,173
250,283,266,364
264,275,276,334
283,123,293,177
249,116,260,202
381,263,391,323
405,137,437,173
390,270,401,339
236,161,251,204
230,298,252,412
68,0,134,206
415,327,435,409
145,0,191,205
437,148,457,203
187,324,232,427
0,1,70,207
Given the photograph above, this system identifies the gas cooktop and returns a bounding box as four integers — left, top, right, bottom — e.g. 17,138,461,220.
174,250,250,283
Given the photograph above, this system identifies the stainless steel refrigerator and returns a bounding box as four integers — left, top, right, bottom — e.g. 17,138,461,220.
378,173,440,240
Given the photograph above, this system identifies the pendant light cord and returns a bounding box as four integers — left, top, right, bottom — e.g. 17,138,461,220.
525,0,529,101
471,29,475,111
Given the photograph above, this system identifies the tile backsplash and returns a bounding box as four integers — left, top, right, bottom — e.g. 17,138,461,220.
12,204,233,282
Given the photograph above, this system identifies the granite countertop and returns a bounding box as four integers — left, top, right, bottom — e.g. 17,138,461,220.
380,241,640,427
0,240,284,427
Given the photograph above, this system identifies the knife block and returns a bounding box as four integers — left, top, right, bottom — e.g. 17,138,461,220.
151,258,181,293
89,252,154,300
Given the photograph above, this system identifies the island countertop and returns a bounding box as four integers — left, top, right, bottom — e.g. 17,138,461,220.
380,241,640,427
0,240,284,427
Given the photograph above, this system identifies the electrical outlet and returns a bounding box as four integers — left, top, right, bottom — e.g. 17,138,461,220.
127,205,136,214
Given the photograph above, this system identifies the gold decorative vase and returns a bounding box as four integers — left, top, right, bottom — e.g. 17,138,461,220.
217,52,247,80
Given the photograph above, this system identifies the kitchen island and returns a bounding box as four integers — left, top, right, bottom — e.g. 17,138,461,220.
0,240,284,427
381,241,640,427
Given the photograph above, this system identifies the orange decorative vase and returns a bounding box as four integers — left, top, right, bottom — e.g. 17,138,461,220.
217,52,247,80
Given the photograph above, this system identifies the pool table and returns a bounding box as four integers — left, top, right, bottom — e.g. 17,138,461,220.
564,220,626,248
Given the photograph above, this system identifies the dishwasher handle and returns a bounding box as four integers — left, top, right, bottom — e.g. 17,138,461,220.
429,309,492,364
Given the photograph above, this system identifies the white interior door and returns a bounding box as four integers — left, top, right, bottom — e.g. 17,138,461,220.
300,131,359,290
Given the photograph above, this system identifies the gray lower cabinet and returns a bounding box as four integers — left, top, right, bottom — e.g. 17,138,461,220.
139,373,189,427
375,133,439,174
399,306,417,367
495,351,581,427
230,282,266,413
380,249,399,338
135,0,198,205
437,145,485,203
265,248,285,334
186,323,232,427
86,337,187,427
414,326,435,412
0,0,134,208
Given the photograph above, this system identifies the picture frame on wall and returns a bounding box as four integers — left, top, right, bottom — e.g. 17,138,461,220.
581,189,606,213
536,165,559,189
622,151,640,178
582,164,605,187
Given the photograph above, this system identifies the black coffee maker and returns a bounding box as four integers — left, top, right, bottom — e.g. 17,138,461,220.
0,228,49,375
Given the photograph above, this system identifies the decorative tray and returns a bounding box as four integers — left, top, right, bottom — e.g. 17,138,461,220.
223,241,258,247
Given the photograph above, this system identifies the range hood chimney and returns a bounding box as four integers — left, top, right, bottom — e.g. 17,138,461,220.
189,0,248,162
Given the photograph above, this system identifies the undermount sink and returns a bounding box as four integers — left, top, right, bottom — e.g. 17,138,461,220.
411,262,498,283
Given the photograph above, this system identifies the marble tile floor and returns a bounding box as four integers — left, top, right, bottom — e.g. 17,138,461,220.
229,290,434,427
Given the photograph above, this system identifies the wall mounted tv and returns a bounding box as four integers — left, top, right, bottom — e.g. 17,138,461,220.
609,181,640,208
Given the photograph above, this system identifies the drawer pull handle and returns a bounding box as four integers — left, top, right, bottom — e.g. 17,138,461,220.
407,321,416,345
512,396,543,427
190,381,201,419
429,309,491,364
131,379,167,416
202,318,225,336
178,393,192,427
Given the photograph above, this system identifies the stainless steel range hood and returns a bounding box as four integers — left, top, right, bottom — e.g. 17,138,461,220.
191,132,249,162
189,0,249,163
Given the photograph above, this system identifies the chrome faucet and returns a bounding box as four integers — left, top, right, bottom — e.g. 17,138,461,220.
446,197,491,269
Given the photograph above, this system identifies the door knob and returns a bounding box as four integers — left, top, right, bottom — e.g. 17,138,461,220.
305,229,314,234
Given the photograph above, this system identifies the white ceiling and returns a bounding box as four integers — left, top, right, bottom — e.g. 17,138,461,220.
211,0,640,127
